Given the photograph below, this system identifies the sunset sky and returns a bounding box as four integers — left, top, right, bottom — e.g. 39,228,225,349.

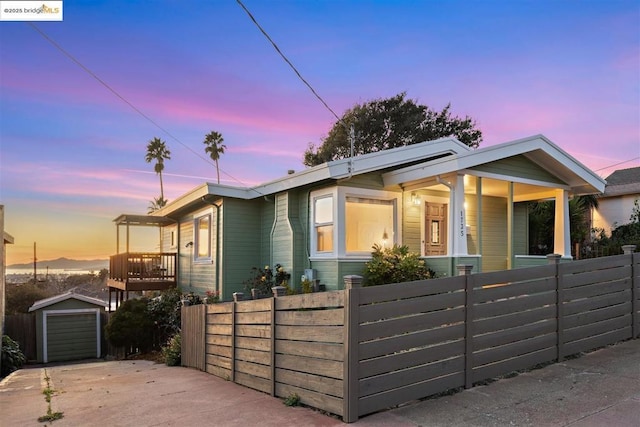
1,0,638,266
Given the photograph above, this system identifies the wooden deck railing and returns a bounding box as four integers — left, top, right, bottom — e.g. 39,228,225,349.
109,252,177,283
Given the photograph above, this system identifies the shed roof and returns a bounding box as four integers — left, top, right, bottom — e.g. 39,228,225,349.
29,292,108,312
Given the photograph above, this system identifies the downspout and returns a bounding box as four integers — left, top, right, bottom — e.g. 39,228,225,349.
202,196,222,298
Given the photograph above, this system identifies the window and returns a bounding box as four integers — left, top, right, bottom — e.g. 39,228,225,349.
310,187,401,259
345,197,394,252
314,196,333,252
194,213,211,261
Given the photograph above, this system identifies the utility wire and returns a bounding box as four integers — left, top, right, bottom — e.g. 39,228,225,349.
236,0,345,127
27,22,256,189
594,157,640,173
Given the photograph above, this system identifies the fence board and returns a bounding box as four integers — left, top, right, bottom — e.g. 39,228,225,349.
562,327,632,356
276,354,343,379
474,320,556,350
206,344,232,358
358,276,465,305
275,291,344,310
474,292,556,319
236,324,271,338
560,255,629,276
563,290,631,316
472,346,557,383
206,302,233,314
206,334,232,346
473,305,556,335
236,336,270,351
236,371,272,394
474,277,556,303
276,382,343,416
564,302,631,329
235,298,272,313
563,315,632,343
360,356,465,397
358,372,465,417
276,309,344,326
275,325,343,343
275,340,343,361
276,368,343,398
236,311,271,325
472,265,556,288
206,364,231,379
236,359,271,379
563,278,630,301
359,307,465,342
181,304,205,370
359,339,465,378
207,313,232,324
206,324,232,335
235,348,270,365
474,334,556,366
359,324,465,360
206,353,231,370
359,292,465,323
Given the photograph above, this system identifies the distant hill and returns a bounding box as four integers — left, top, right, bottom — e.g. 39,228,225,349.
7,257,109,271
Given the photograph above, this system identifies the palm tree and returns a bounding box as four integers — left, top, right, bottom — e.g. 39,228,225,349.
147,197,168,214
145,137,171,201
203,131,226,184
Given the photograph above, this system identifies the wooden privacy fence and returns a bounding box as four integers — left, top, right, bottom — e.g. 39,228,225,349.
181,252,640,423
4,313,37,361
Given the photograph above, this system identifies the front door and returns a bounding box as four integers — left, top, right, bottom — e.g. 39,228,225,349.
425,202,447,256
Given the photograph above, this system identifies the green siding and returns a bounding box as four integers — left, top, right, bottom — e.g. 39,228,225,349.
482,196,508,271
513,202,529,256
337,173,385,190
403,192,422,253
471,155,565,184
221,199,262,301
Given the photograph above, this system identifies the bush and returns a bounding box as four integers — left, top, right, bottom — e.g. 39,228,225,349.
1,335,26,378
363,244,434,286
162,333,181,366
243,264,291,297
104,298,154,353
5,283,51,314
147,288,182,347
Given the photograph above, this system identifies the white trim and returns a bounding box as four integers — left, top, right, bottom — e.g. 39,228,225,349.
193,207,213,263
42,308,101,363
460,169,572,191
30,292,107,312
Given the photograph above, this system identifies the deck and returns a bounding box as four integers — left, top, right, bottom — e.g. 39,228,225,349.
107,252,177,292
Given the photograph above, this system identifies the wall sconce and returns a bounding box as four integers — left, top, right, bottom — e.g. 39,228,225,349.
411,192,421,206
185,241,193,248
382,229,389,245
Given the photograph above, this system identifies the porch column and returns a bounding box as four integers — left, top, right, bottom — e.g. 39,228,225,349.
553,189,571,258
452,174,468,256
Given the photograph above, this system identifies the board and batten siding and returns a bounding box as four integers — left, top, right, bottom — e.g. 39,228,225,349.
221,199,262,300
481,196,508,271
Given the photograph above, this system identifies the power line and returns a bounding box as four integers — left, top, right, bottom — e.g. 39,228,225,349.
27,22,256,189
236,0,344,126
594,157,640,172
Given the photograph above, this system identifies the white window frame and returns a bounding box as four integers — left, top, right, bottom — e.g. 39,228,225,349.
193,208,213,263
310,186,402,260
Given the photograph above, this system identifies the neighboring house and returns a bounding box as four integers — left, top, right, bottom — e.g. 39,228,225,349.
1,205,15,373
109,135,605,301
591,166,640,234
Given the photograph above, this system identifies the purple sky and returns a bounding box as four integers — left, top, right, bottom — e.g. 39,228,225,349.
1,0,639,265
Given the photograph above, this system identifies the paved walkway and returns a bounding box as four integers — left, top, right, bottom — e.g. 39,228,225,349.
1,339,638,426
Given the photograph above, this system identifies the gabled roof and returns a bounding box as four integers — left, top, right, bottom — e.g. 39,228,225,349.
153,137,469,217
383,135,606,195
601,167,640,198
29,291,108,312
151,134,605,218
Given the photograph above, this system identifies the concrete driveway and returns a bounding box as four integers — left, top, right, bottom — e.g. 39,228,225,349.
1,339,639,426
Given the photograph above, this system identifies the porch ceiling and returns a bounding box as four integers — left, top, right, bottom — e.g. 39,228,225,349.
113,214,175,226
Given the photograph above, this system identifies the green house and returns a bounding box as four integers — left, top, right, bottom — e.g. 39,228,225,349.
29,292,107,363
109,135,605,302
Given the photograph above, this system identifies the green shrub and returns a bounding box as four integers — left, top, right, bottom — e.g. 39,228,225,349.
243,264,291,297
363,244,434,286
162,333,181,366
105,298,154,353
1,335,26,378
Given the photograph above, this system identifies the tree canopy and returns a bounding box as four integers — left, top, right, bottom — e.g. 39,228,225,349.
203,131,226,184
303,92,482,166
145,137,171,201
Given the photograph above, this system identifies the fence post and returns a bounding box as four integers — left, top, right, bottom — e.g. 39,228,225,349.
231,299,237,382
458,265,474,389
631,252,639,339
343,278,360,422
622,245,636,255
547,254,564,361
270,297,276,396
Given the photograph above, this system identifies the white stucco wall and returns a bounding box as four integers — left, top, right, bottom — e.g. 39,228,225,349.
592,194,639,234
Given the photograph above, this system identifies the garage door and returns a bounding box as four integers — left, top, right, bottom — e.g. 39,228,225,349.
46,313,98,363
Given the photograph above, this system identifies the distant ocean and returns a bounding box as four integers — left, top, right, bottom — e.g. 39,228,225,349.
6,268,102,276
